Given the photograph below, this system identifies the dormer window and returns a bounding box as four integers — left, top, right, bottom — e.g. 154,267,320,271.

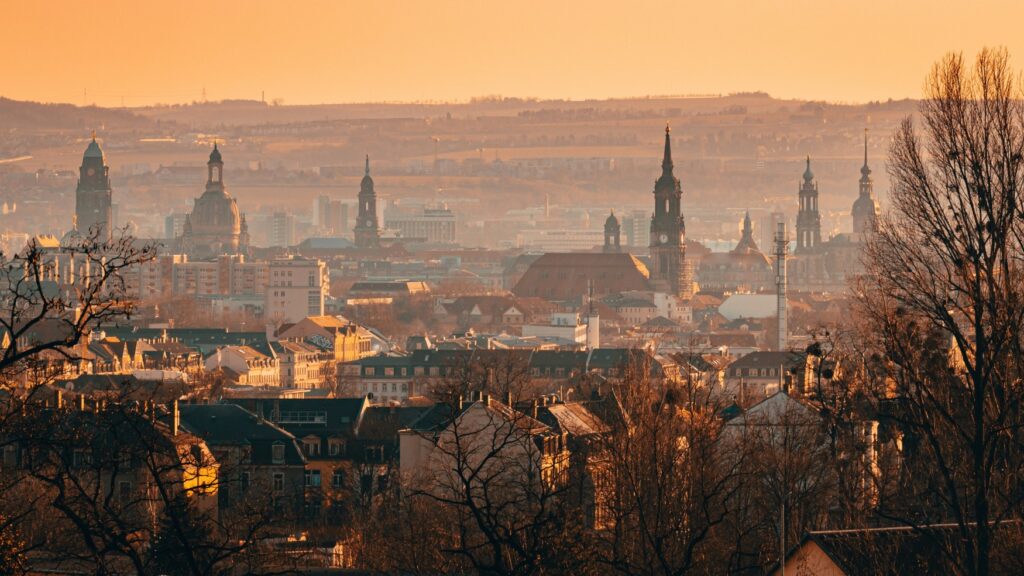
272,442,285,464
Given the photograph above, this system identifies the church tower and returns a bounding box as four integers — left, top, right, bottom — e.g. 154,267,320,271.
649,125,689,298
75,133,113,241
852,130,880,235
603,210,621,253
354,155,380,248
732,211,760,254
795,156,821,253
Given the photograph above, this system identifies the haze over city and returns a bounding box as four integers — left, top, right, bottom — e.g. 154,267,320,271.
3,3,1024,575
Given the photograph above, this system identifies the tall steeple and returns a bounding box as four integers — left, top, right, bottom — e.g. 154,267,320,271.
649,125,690,298
355,154,381,248
661,123,673,176
852,129,880,234
75,132,113,241
796,156,821,253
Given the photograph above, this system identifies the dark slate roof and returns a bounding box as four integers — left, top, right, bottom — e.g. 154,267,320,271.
230,397,368,437
52,374,187,403
178,403,305,465
729,351,805,371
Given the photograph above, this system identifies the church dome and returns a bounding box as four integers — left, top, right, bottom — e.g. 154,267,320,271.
84,137,104,160
802,156,814,181
209,143,222,164
190,189,240,236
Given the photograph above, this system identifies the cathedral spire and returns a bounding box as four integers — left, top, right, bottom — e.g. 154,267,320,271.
662,123,673,175
860,129,872,179
365,155,370,176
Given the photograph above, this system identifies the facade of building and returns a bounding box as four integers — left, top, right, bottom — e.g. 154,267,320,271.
384,204,457,244
75,135,113,241
206,345,280,386
264,257,329,324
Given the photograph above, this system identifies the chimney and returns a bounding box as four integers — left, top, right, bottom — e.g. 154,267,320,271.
506,391,513,406
457,395,464,411
171,400,180,437
532,398,539,421
774,222,788,351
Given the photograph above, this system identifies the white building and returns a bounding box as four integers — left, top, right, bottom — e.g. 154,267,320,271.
264,257,329,325
205,345,280,386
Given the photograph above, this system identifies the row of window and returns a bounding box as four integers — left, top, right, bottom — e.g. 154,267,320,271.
732,367,780,378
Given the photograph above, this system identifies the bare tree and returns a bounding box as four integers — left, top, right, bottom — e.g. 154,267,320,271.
856,48,1024,576
592,356,746,576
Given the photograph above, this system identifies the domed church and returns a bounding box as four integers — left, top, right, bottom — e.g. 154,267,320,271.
177,144,249,258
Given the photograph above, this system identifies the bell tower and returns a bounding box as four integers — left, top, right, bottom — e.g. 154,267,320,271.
649,125,689,298
75,132,113,241
603,210,621,253
354,155,381,248
795,156,821,253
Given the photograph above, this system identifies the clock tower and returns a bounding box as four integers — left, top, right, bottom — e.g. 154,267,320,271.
75,132,113,241
649,125,690,298
354,155,380,248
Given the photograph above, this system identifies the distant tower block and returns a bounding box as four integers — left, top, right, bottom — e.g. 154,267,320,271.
774,222,789,351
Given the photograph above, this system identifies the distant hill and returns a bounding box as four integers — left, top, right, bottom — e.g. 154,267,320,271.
0,97,161,131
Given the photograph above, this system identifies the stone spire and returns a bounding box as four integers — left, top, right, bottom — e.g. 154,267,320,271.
732,210,760,254
662,123,673,176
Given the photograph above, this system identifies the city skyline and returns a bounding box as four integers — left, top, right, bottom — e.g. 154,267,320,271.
5,0,1024,107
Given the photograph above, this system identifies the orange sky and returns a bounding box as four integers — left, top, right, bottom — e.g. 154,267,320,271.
3,0,1023,107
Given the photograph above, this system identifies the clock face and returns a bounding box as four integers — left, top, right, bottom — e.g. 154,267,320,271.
365,219,373,227
86,168,95,176
659,233,668,243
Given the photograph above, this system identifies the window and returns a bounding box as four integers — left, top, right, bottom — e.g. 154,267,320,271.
329,438,345,456
384,367,394,377
272,442,285,464
240,471,251,492
273,472,284,492
118,480,132,503
303,438,320,457
332,469,346,488
304,469,321,487
2,445,17,469
365,446,384,463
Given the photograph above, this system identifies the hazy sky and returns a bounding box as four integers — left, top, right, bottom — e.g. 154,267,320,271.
4,0,1024,107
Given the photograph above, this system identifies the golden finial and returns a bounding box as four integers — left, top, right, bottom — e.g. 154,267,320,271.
91,130,96,141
